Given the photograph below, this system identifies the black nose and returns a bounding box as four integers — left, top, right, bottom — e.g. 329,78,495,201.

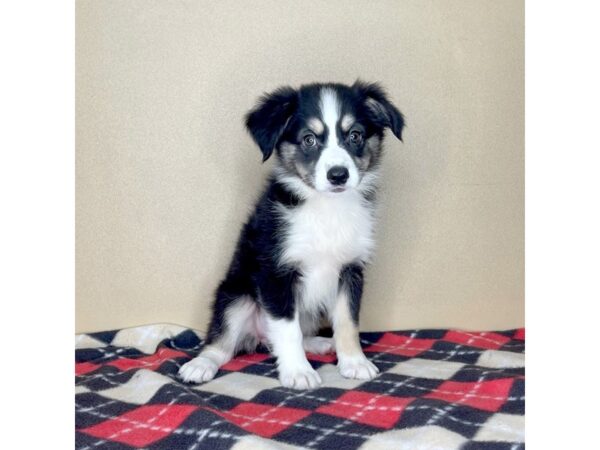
327,166,349,185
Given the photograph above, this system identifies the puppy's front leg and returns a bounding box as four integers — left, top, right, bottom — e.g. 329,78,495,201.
333,265,379,380
266,312,322,390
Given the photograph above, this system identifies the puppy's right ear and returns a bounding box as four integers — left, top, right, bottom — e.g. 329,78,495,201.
245,87,298,162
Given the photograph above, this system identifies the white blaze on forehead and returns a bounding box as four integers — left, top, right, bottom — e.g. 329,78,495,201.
315,88,360,192
320,88,341,137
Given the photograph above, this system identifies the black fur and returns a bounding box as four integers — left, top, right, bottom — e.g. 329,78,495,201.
246,81,405,163
206,81,404,344
205,176,304,342
245,87,298,162
352,80,405,141
339,264,365,325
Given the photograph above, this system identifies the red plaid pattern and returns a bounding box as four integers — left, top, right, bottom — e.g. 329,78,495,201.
316,391,415,428
442,331,511,350
76,324,525,449
221,353,271,371
81,404,198,447
363,332,436,356
210,403,312,438
424,379,514,412
108,348,187,372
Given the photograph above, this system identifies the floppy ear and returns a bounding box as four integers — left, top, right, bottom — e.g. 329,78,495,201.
245,86,298,162
352,80,405,141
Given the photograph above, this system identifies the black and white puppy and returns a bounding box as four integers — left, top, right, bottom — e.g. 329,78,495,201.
179,81,404,389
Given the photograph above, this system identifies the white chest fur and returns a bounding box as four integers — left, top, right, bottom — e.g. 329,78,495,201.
278,191,375,313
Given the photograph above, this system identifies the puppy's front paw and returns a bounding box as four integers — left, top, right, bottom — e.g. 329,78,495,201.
338,355,379,380
279,364,322,390
179,356,218,383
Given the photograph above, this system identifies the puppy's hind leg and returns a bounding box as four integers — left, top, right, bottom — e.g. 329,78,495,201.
179,295,257,384
303,336,335,355
299,311,334,355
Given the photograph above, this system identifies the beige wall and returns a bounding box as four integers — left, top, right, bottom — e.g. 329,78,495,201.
76,0,524,334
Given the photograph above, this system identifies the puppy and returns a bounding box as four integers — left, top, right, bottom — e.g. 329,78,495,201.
179,81,404,389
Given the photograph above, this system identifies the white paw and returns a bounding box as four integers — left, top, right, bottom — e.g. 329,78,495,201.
179,356,218,383
338,355,379,380
279,364,322,390
303,336,335,355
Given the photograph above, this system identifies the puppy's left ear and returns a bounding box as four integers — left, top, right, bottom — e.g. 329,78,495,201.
245,86,298,162
353,80,405,141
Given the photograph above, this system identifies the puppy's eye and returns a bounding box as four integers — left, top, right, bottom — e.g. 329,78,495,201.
303,134,317,147
349,130,363,144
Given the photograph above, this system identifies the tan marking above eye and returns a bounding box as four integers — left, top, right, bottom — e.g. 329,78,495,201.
307,118,324,135
341,114,355,132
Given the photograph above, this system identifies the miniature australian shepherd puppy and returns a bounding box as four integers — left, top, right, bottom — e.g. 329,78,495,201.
179,81,404,389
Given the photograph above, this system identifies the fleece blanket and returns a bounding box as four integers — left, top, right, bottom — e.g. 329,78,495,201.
75,324,525,449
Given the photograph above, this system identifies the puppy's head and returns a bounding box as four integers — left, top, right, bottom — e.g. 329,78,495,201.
245,81,404,195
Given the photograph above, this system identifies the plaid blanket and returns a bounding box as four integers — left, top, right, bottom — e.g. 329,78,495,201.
76,324,524,449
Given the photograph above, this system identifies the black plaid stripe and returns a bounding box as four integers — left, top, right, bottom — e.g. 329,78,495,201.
462,442,525,450
76,392,140,430
499,378,525,415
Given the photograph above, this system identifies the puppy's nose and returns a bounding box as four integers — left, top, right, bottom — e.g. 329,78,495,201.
327,166,349,185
